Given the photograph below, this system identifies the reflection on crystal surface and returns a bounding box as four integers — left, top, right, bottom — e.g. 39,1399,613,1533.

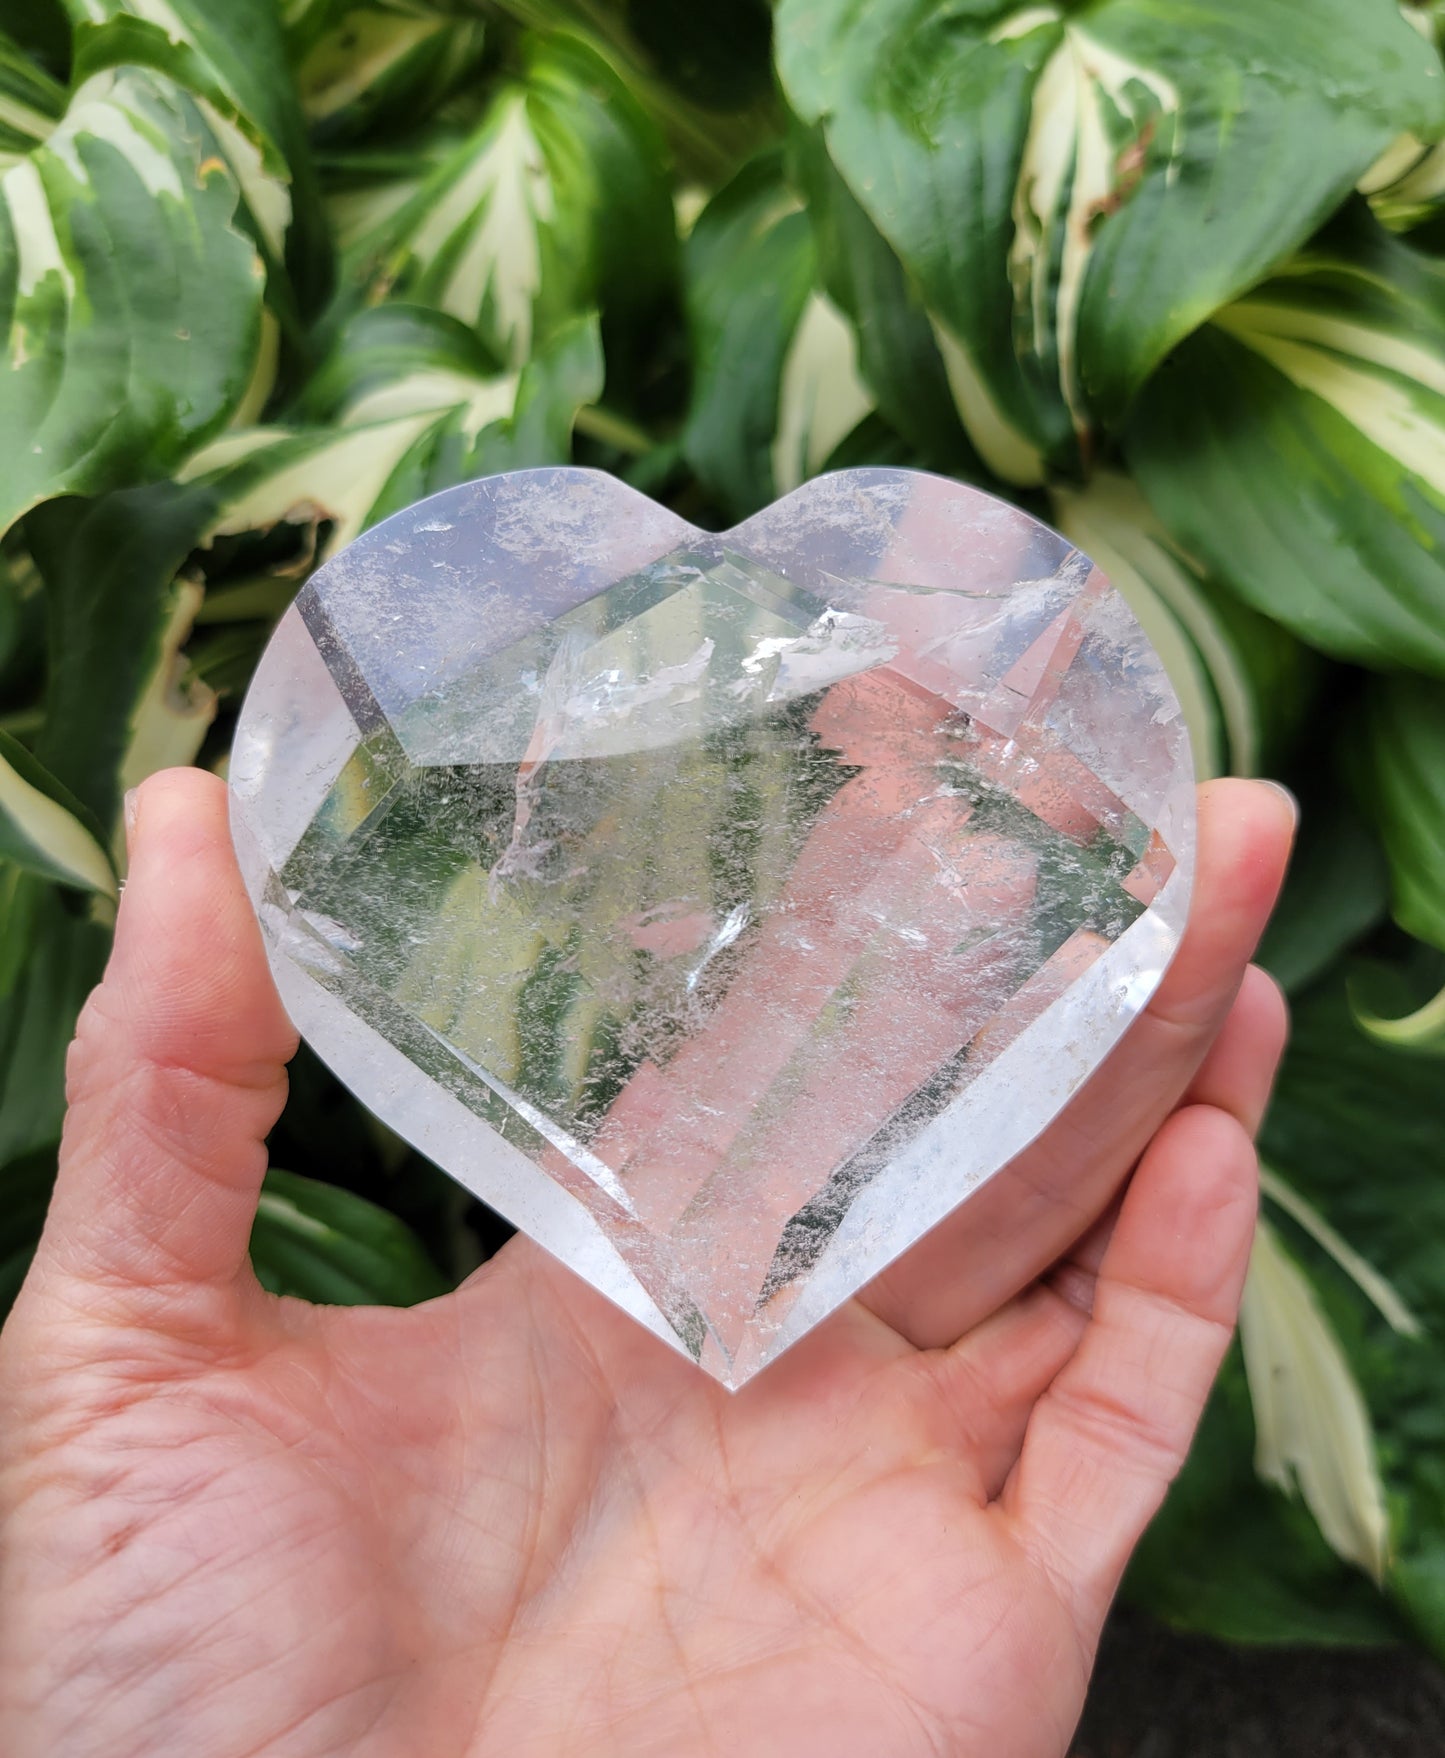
231,468,1194,1387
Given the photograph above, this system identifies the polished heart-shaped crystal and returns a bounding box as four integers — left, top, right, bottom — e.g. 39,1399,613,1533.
230,468,1194,1387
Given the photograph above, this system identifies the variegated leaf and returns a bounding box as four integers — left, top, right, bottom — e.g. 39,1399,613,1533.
790,126,981,480
1352,975,1445,1056
26,481,222,835
0,28,63,169
1361,2,1445,238
683,153,874,515
1140,957,1445,1650
770,289,874,495
321,130,458,258
1348,671,1445,1053
1359,668,1445,952
68,0,331,313
1362,133,1445,236
0,729,116,898
1255,974,1445,1652
294,2,486,144
251,1168,449,1306
0,68,264,536
169,313,599,716
1053,472,1309,778
477,0,779,184
1261,1166,1422,1339
1240,1216,1392,1583
777,0,1445,480
114,578,217,836
182,311,602,562
345,33,673,368
1129,210,1445,675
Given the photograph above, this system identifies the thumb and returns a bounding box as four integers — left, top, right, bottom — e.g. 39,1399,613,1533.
36,767,297,1304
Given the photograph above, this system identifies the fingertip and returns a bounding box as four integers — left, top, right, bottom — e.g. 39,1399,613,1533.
127,765,228,870
1151,781,1298,1033
1195,776,1298,910
1257,779,1300,836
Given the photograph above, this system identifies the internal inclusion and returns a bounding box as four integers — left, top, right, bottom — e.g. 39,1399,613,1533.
269,546,1168,1374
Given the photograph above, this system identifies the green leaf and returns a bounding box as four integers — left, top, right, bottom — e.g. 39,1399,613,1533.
1053,471,1312,778
1350,957,1445,1056
1262,1165,1423,1340
1255,792,1391,996
296,300,499,425
293,3,487,146
26,480,221,833
345,32,675,368
0,1144,60,1319
776,0,1445,478
0,727,115,896
0,537,45,704
1358,670,1445,951
788,124,983,480
0,879,107,1165
250,1166,450,1305
483,0,782,183
0,27,64,167
681,154,814,514
682,152,874,516
0,67,264,536
5,3,69,79
1128,210,1445,675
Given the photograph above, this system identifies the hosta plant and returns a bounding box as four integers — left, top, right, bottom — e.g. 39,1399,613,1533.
2,0,1444,1658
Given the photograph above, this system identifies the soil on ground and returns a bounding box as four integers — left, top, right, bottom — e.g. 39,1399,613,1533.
1072,1608,1445,1758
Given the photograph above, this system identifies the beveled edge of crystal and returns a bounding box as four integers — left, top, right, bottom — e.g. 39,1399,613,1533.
230,603,362,875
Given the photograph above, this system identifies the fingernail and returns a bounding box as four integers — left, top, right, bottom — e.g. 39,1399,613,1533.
123,787,140,848
1261,779,1299,833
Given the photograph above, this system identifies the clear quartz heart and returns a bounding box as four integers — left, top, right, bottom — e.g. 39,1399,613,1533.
231,467,1195,1387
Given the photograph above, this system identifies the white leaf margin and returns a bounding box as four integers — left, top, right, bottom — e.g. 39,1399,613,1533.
0,744,117,898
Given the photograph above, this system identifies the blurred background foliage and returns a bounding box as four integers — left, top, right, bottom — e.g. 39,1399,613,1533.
1,0,1444,1665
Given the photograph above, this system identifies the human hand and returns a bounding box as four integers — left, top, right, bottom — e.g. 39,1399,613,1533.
0,768,1294,1758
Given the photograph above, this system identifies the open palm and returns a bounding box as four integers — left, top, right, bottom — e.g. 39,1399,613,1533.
0,770,1293,1758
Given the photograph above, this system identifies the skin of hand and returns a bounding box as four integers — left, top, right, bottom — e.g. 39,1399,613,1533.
0,768,1294,1758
